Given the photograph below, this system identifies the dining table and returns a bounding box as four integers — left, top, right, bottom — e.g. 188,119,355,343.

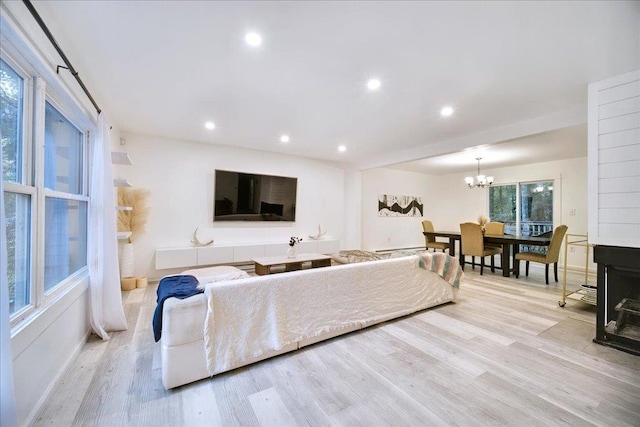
423,231,552,277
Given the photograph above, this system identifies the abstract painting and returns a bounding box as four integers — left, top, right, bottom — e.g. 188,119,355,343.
378,194,423,217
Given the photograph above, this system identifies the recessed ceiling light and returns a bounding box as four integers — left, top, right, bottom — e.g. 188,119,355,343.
440,106,454,117
338,145,347,152
245,32,262,47
366,78,381,91
205,121,216,130
280,135,290,143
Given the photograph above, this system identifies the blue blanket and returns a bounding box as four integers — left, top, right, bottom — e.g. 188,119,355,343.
152,275,202,342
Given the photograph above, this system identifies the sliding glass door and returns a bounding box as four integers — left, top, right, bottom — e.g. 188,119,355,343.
489,180,554,236
519,182,554,236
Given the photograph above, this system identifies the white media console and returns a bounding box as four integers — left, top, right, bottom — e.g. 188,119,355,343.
155,239,340,270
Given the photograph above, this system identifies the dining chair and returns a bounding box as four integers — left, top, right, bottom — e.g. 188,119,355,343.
483,221,505,268
484,221,505,236
460,222,501,275
422,220,450,252
515,225,568,284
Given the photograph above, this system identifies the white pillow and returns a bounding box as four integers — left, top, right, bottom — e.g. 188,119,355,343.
181,266,250,290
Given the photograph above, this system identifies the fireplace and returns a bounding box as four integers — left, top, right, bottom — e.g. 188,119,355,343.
594,245,640,355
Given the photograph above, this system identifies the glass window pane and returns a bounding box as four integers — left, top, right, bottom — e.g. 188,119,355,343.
489,184,517,235
4,191,31,315
1,59,25,183
44,197,87,292
44,102,83,194
520,181,554,236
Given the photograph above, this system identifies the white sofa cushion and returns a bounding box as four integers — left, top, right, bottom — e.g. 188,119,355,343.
181,265,250,289
162,293,207,347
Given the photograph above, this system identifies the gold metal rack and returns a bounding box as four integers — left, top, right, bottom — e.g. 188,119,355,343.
559,233,595,307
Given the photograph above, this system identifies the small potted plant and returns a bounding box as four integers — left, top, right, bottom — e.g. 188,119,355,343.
287,236,302,258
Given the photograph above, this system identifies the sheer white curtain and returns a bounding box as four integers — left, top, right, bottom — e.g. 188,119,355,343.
1,142,18,426
88,113,127,340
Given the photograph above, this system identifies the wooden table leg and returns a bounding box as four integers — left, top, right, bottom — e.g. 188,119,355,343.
501,242,511,277
449,238,456,257
255,262,270,275
513,244,520,277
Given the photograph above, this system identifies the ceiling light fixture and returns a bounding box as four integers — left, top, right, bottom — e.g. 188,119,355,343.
338,145,347,152
441,106,454,117
245,32,262,47
366,78,381,91
465,158,494,188
205,121,216,130
280,135,290,143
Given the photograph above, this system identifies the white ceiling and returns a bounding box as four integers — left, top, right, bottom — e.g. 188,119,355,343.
25,1,640,171
390,124,588,175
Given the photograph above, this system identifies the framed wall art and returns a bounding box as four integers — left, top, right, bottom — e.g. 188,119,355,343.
378,194,423,217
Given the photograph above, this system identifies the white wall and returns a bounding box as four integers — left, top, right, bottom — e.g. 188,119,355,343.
114,134,348,280
360,168,436,251
361,157,591,271
343,169,363,249
11,280,89,425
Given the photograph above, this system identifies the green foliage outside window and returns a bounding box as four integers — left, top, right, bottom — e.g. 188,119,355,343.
2,59,26,314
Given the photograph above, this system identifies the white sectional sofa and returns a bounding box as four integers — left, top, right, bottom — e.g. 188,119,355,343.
160,254,460,389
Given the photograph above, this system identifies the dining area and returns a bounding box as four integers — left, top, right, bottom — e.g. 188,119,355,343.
422,219,568,284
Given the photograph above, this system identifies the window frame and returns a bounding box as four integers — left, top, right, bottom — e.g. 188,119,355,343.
2,42,93,329
2,52,37,323
0,54,32,186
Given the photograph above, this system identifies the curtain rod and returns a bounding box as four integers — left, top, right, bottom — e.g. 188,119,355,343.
22,0,101,115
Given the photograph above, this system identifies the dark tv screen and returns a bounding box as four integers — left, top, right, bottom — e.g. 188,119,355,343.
214,170,297,222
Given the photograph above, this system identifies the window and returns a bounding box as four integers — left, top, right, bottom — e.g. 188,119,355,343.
519,182,554,236
2,58,32,316
1,59,24,184
489,181,554,237
43,102,88,292
1,52,90,321
3,192,31,314
44,102,84,194
44,197,87,291
488,184,517,234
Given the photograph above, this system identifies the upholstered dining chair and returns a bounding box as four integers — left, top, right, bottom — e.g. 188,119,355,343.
484,221,505,236
515,224,568,284
422,220,450,252
483,221,505,269
460,222,501,275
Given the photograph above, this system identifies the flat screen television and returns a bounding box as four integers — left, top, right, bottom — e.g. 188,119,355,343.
214,170,297,222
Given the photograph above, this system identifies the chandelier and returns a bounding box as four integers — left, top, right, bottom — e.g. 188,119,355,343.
465,157,494,188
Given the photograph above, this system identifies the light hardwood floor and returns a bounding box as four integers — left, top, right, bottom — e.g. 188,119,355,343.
33,267,640,426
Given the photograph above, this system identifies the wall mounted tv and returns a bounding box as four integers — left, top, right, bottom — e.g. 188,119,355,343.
214,170,298,222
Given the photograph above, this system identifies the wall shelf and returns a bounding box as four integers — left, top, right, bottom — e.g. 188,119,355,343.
111,151,132,165
117,231,132,240
113,178,132,187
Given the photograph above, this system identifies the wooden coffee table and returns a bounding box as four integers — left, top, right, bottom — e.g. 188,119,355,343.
252,253,332,275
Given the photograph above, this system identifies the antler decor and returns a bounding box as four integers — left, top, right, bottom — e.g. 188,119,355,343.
308,224,327,240
191,228,214,247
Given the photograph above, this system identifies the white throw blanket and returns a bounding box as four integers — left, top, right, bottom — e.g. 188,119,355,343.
203,255,456,375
